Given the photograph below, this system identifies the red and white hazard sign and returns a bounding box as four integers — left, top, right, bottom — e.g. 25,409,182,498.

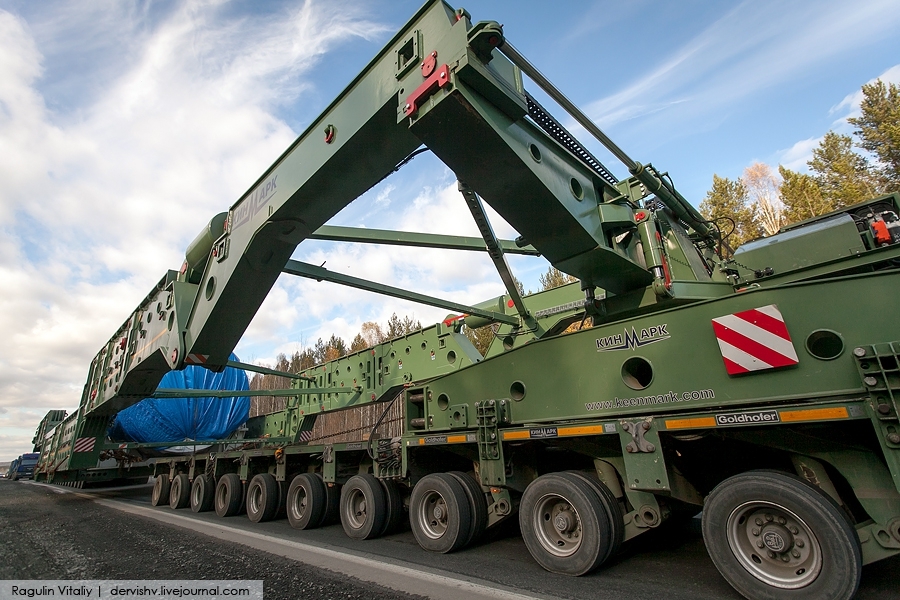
711,304,799,375
73,437,96,453
184,353,209,365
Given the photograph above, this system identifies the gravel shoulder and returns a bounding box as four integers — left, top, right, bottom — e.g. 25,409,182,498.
0,480,424,600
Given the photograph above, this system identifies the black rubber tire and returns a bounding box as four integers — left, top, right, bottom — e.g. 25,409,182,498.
320,475,341,525
702,470,862,600
286,473,327,530
564,471,624,562
150,476,170,507
275,478,289,520
169,473,191,509
379,479,406,536
214,473,245,517
519,473,611,576
246,473,279,523
410,473,473,553
448,471,488,548
190,474,214,513
340,474,387,540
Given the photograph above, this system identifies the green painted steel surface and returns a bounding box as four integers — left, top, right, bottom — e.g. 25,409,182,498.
310,225,539,255
32,2,900,580
283,259,519,325
424,271,900,427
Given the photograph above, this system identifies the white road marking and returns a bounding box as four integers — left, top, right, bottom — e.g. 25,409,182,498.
37,482,557,600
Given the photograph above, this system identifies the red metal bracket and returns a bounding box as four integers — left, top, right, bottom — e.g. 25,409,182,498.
442,314,466,327
404,64,451,117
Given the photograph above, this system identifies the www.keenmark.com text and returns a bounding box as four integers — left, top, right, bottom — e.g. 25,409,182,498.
585,389,715,411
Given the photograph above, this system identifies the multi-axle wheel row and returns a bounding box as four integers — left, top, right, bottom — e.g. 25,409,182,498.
149,470,491,551
149,468,624,570
150,468,864,600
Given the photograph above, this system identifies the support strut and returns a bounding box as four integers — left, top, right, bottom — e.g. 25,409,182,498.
458,181,541,334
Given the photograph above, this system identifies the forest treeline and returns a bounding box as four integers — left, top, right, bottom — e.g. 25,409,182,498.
700,79,899,251
250,314,420,392
247,267,577,414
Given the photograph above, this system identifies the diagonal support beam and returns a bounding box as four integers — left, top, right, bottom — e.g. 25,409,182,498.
310,225,540,256
226,359,314,381
152,388,356,398
282,259,519,326
458,181,541,333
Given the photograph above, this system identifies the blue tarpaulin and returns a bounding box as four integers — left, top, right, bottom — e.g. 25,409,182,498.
108,353,250,443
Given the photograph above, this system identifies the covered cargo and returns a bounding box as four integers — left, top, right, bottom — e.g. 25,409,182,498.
108,353,249,444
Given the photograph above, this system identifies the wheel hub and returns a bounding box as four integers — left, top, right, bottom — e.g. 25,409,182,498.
727,501,823,589
417,489,450,540
761,523,793,553
533,494,583,558
554,510,576,533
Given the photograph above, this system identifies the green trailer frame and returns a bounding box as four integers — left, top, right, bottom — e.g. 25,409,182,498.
32,2,900,598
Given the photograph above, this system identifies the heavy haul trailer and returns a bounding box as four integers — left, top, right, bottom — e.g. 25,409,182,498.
33,407,156,487
31,1,900,598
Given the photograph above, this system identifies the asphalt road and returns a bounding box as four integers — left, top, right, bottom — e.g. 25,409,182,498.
0,480,422,600
2,479,897,599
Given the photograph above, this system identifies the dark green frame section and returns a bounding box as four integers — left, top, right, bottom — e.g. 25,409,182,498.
310,225,539,255
283,259,519,325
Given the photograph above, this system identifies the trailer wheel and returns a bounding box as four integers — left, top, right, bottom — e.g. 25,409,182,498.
246,473,279,523
169,474,190,509
320,475,341,525
340,474,387,540
190,474,214,513
286,473,327,530
448,471,488,547
564,471,624,562
150,476,170,507
215,473,244,517
702,471,861,600
379,479,406,536
519,473,612,575
410,473,473,553
275,478,289,520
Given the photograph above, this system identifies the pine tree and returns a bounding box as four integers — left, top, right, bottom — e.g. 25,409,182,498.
384,313,405,339
808,132,879,208
401,315,422,334
700,175,761,251
462,324,496,356
778,166,834,225
324,334,347,361
538,267,578,291
513,276,527,296
312,338,327,364
350,333,368,352
297,348,316,370
848,80,900,191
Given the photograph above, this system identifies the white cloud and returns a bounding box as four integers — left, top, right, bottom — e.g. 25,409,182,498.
775,63,900,171
830,64,900,128
374,183,395,207
232,177,541,369
0,1,385,461
584,0,900,137
776,137,822,173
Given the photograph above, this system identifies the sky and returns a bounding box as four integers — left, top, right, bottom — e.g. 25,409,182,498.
1,0,899,461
